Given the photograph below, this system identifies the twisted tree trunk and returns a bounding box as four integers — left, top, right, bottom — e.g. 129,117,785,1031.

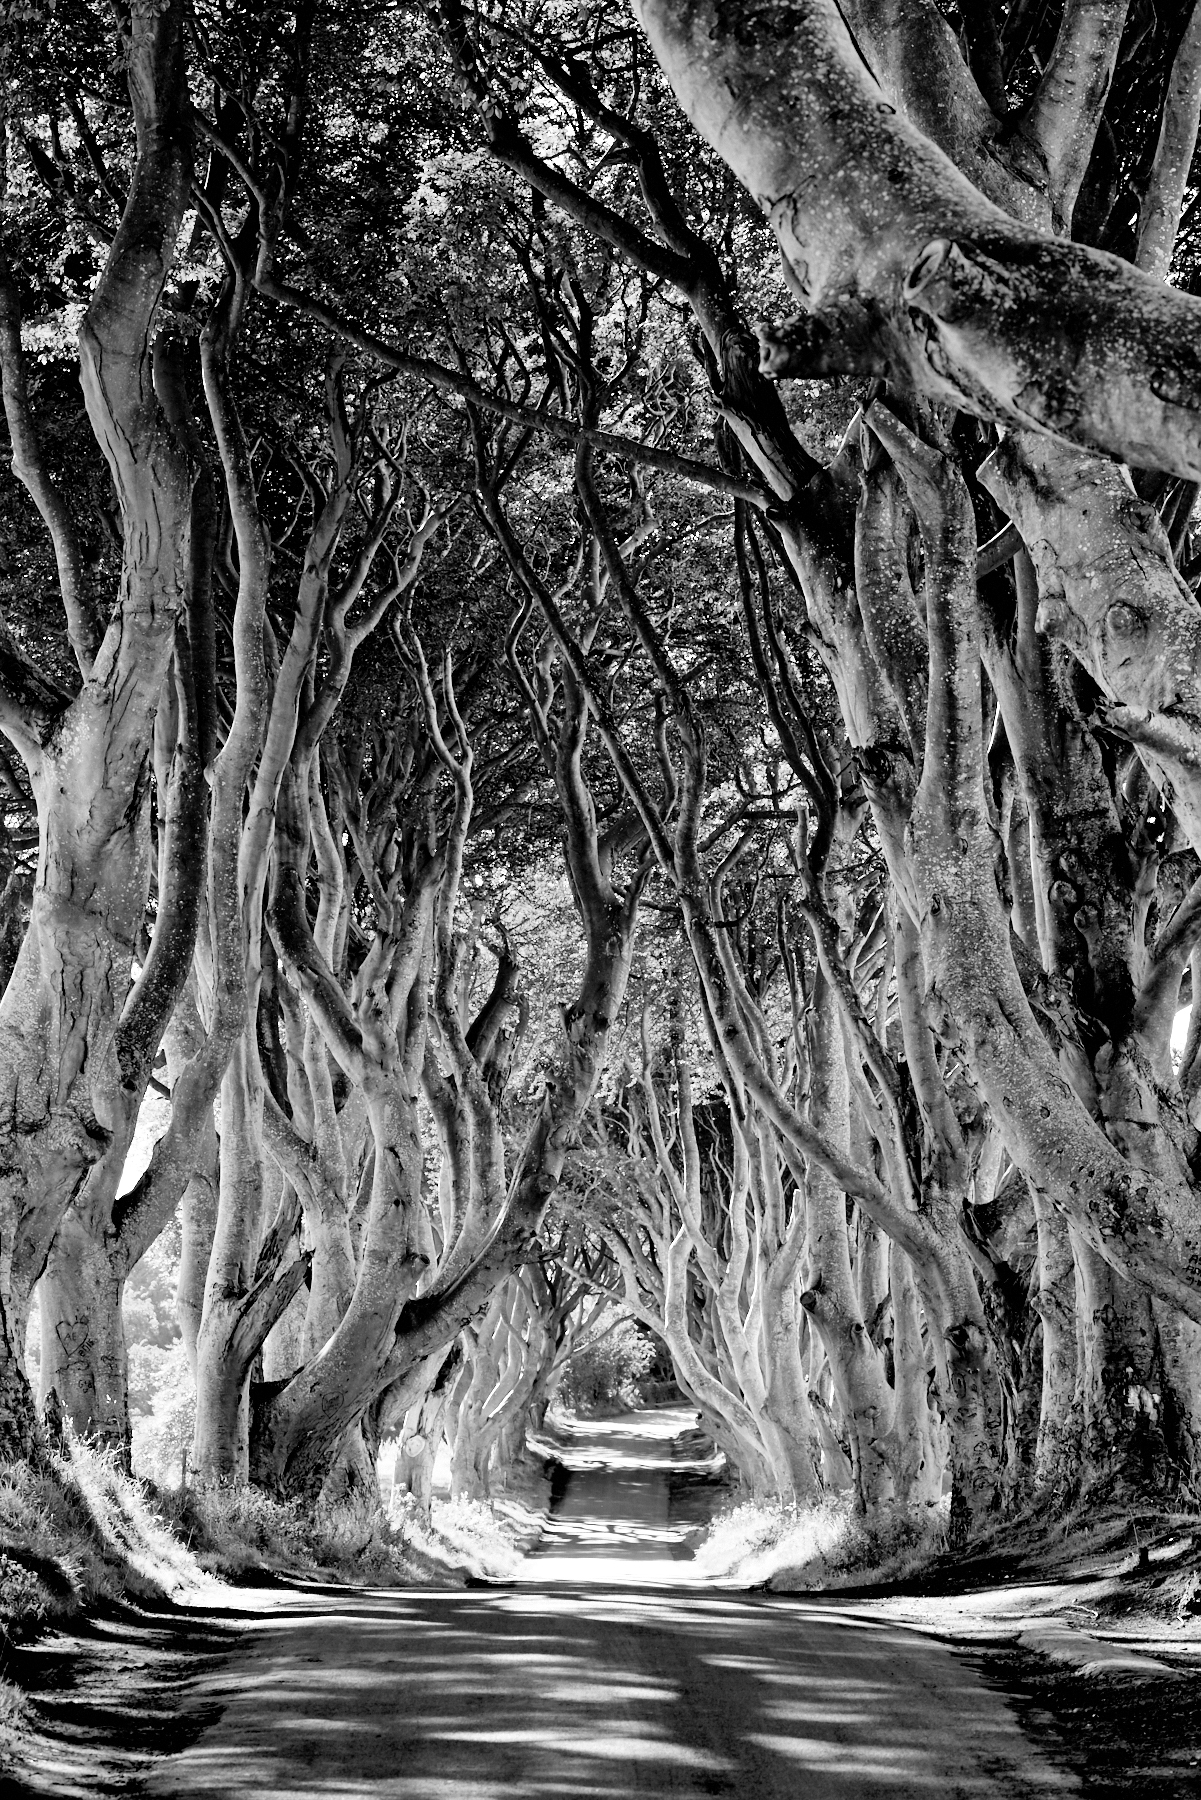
0,2,193,1455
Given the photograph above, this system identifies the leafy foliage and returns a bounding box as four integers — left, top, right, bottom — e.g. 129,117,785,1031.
558,1312,657,1414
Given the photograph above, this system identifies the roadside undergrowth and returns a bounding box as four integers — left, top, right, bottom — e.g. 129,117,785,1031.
387,1447,558,1582
159,1482,415,1584
0,1432,556,1752
0,1440,555,1639
694,1495,949,1590
0,1438,222,1750
0,1441,217,1639
399,1495,525,1581
162,1470,544,1587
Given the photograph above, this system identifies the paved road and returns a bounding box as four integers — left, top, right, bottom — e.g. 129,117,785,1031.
146,1411,1076,1798
517,1407,701,1585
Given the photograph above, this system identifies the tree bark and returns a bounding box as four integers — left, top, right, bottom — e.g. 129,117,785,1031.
634,0,1201,480
0,4,194,1433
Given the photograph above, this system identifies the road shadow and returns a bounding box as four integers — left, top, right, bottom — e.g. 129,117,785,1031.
138,1582,1075,1797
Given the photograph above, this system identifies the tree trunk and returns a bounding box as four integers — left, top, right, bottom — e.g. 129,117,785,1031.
635,0,1201,477
0,1284,37,1461
759,1322,823,1504
166,981,220,1377
0,1,194,1422
889,1244,943,1508
37,1205,130,1459
319,1421,380,1506
250,1076,429,1496
178,1133,220,1379
1071,1228,1171,1502
800,977,895,1512
193,1038,269,1483
393,1371,456,1517
1034,1192,1079,1497
261,1275,307,1384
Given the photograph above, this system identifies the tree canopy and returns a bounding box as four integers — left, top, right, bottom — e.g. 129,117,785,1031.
3,0,1201,1541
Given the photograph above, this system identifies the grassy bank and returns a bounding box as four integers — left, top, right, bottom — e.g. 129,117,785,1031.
0,1441,219,1748
692,1495,949,1590
0,1433,555,1762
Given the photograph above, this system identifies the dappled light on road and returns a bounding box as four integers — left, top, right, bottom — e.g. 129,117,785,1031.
516,1405,711,1587
149,1585,1074,1797
147,1413,1075,1798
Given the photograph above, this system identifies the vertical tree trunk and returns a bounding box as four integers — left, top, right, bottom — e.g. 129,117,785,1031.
193,1037,268,1483
1071,1229,1170,1501
178,1130,220,1379
758,1281,823,1504
166,981,220,1376
319,1422,380,1506
0,1,194,1442
1034,1192,1079,1496
0,1283,37,1460
393,1369,456,1517
889,1245,943,1508
800,976,895,1511
37,1205,130,1459
449,1335,497,1502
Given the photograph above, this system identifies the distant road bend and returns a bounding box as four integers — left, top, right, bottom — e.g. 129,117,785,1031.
147,1409,1076,1798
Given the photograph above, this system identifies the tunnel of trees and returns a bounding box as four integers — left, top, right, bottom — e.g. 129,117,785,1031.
4,0,1201,1550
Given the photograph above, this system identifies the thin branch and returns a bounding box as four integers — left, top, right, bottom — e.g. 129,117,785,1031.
1137,2,1201,282
0,274,104,672
1022,0,1130,231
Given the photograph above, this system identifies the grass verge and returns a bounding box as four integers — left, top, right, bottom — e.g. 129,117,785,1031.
0,1434,555,1782
693,1494,949,1590
0,1439,223,1763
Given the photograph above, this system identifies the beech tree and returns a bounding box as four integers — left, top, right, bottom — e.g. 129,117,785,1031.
621,0,1201,1504
0,0,198,1455
6,0,1201,1550
425,0,1201,1523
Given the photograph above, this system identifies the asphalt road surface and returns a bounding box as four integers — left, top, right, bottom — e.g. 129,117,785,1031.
145,1409,1076,1798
